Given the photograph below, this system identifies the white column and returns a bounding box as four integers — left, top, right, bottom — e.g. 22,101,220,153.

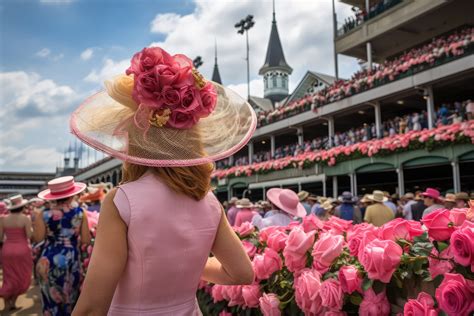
397,168,405,196
332,176,338,199
350,173,358,197
270,135,276,158
248,141,254,164
373,102,382,138
297,127,304,146
366,42,372,70
328,117,335,147
323,180,327,198
298,183,302,192
452,161,461,192
425,86,435,129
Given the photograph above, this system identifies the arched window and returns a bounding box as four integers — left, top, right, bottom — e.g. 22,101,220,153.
282,77,287,89
272,75,277,88
264,77,268,89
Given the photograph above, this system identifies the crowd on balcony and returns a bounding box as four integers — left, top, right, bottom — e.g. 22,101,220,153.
218,99,473,169
257,26,473,127
340,0,403,35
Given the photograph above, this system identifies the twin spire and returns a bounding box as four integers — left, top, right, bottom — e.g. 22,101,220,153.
211,40,222,84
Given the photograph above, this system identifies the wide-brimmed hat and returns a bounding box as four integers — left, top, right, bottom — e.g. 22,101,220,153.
403,192,415,200
266,188,306,218
28,197,45,207
236,198,255,209
70,47,256,168
444,193,456,203
321,199,334,211
7,194,29,210
229,197,238,205
455,192,470,202
421,188,441,202
338,191,356,203
360,194,372,203
79,186,105,203
368,190,388,203
297,191,310,202
38,176,87,201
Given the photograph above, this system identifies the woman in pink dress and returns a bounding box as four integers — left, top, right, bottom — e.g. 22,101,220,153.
234,198,257,227
0,195,33,311
71,46,256,315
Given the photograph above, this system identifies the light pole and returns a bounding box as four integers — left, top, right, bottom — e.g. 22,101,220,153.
193,56,203,69
235,14,255,100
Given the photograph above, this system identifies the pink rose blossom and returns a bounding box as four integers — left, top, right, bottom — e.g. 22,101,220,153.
403,292,438,316
242,284,262,308
218,311,232,316
211,285,226,303
323,217,352,235
450,208,467,226
312,233,344,274
302,214,324,232
435,273,474,316
338,265,362,294
259,226,281,243
234,222,255,237
259,293,281,316
360,239,402,283
242,240,257,259
253,248,282,280
378,218,424,241
294,269,323,315
266,230,288,252
320,278,344,311
359,288,390,316
227,285,244,307
421,209,455,241
450,220,474,271
428,247,454,279
283,226,315,272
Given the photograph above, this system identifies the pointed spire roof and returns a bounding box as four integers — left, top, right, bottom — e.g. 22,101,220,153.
259,1,292,75
211,41,222,84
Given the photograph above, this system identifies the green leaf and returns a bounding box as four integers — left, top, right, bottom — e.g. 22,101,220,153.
437,241,449,252
362,278,373,291
349,293,363,305
413,232,429,243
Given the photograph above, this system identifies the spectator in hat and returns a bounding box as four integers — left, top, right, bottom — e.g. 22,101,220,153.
297,191,312,215
383,191,397,216
422,188,444,218
410,192,427,221
402,193,416,220
364,190,394,227
455,192,469,208
443,193,456,210
234,199,257,227
359,194,372,219
334,192,362,224
226,197,239,226
252,188,306,230
318,199,335,221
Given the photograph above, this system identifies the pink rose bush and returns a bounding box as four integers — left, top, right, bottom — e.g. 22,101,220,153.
212,121,474,180
197,207,474,315
126,47,217,129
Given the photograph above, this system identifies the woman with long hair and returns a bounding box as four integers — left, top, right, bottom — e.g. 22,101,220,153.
33,176,91,315
0,195,33,311
71,46,256,315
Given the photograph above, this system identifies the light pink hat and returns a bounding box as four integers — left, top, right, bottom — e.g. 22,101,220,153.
70,46,256,167
38,176,87,201
266,188,306,218
7,194,29,210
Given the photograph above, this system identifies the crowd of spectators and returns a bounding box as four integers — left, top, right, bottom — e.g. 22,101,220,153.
340,0,403,35
217,100,473,169
256,27,473,127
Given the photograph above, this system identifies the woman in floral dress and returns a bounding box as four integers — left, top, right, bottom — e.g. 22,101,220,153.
33,176,90,315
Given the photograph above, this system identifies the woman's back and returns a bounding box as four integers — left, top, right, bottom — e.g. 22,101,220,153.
109,171,221,315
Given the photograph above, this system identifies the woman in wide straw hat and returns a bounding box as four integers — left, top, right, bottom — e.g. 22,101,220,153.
0,195,33,311
234,198,257,227
72,47,256,315
33,176,91,315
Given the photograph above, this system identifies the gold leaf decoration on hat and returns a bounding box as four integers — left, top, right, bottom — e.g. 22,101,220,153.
149,108,172,128
192,68,206,89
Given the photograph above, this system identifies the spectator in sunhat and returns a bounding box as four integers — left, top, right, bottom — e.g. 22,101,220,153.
234,198,257,227
0,195,33,311
443,193,457,210
455,192,470,208
226,197,239,226
33,176,91,315
422,188,444,218
297,190,312,215
72,46,256,315
334,191,362,224
364,190,394,227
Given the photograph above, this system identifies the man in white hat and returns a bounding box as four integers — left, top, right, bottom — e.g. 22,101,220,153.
364,190,394,227
402,192,416,220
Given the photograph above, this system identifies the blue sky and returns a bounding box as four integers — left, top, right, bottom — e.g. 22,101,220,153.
0,0,357,172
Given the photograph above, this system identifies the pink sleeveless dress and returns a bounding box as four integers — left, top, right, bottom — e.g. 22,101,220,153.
109,171,221,315
0,227,33,299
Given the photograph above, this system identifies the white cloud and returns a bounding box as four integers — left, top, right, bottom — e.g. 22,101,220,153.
0,145,62,172
150,13,181,34
35,48,51,58
80,48,94,61
146,0,359,95
0,71,78,119
227,79,264,98
84,58,129,84
51,53,64,61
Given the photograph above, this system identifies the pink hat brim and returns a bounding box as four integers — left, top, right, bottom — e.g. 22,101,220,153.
421,192,441,202
267,188,307,218
38,183,87,201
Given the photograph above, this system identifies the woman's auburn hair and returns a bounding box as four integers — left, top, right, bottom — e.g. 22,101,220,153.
121,162,214,201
